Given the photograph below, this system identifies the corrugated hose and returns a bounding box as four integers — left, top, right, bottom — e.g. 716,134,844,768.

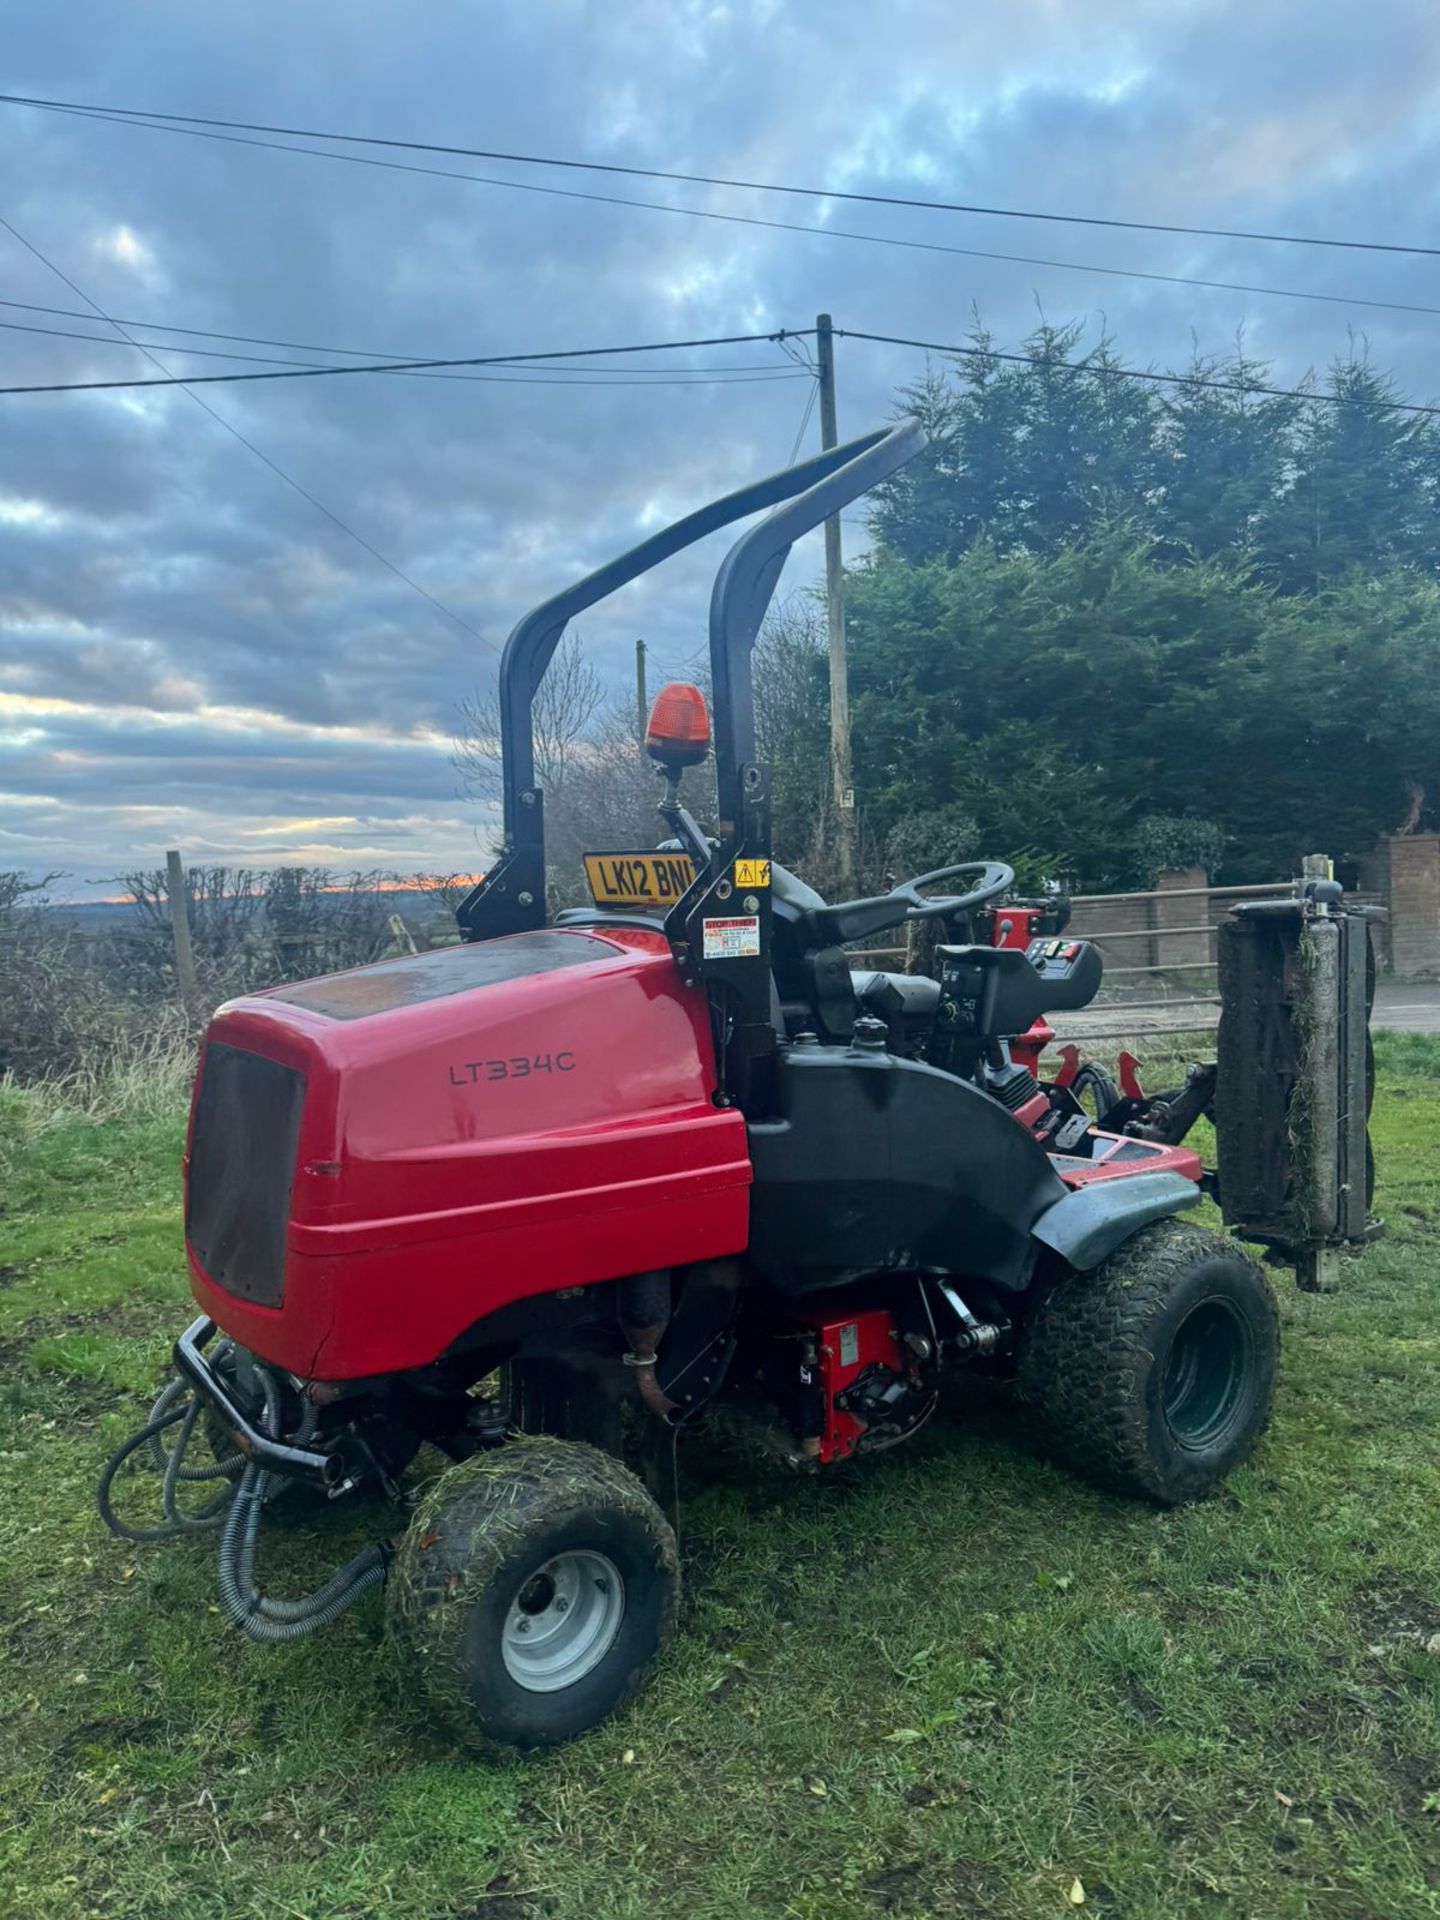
98,1352,390,1642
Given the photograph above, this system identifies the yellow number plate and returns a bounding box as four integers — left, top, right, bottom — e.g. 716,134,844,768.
583,850,697,910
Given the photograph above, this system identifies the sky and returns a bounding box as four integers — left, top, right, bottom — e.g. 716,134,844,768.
5,0,1440,895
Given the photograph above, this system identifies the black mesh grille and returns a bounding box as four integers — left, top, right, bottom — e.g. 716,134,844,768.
186,1043,304,1307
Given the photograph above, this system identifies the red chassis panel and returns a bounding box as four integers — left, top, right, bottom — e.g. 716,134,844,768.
1050,1134,1203,1187
790,1304,907,1464
185,927,751,1379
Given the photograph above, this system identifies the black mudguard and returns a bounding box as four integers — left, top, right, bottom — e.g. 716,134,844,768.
1030,1171,1203,1273
747,1044,1067,1292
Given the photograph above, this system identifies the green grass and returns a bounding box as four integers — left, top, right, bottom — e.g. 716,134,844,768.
3,1041,1440,1918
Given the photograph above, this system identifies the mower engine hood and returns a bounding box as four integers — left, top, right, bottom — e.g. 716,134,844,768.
182,925,750,1378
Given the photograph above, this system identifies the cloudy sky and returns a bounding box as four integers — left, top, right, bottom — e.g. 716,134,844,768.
5,0,1440,894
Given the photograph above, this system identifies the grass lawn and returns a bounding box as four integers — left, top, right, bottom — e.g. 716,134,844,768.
2,1035,1440,1919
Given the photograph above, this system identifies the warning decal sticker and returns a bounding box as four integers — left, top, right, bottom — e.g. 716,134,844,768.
702,916,761,960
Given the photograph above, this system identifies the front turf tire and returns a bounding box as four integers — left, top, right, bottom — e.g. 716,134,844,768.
1018,1219,1279,1506
387,1437,678,1753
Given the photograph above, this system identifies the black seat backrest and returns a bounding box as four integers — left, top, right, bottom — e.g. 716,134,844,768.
770,861,856,1041
770,860,826,918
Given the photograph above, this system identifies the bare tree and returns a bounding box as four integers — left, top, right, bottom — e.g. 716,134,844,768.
542,704,673,905
0,870,62,914
453,632,606,809
449,603,844,910
0,870,143,1083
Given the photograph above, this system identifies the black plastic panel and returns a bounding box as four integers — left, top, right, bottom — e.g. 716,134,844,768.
747,1045,1067,1292
186,1044,304,1307
269,931,614,1021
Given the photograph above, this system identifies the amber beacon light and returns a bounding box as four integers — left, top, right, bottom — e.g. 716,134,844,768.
644,681,711,768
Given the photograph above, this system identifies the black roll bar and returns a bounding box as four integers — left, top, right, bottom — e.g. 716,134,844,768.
458,418,925,939
707,416,924,830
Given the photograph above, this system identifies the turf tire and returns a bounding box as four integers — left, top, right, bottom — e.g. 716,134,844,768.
1018,1219,1278,1505
387,1436,678,1753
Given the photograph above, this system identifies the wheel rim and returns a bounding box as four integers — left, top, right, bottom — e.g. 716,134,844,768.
1161,1296,1251,1450
501,1551,625,1693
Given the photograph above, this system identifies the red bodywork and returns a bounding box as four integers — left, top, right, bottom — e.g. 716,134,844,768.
184,926,750,1379
1053,1133,1202,1187
185,912,1199,1392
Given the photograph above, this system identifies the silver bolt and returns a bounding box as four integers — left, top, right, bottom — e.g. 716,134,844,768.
516,1618,531,1633
555,1597,569,1613
518,890,534,906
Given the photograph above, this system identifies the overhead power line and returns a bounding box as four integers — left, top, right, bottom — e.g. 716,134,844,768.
785,375,820,466
13,102,1440,327
0,328,813,396
832,325,1440,419
0,211,490,645
5,90,1437,260
7,315,1440,422
0,297,800,372
0,313,810,385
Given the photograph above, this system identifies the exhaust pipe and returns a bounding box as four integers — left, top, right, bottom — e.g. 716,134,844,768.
619,1270,679,1422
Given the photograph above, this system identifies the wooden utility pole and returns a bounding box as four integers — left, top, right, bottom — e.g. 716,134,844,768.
165,848,198,1014
635,637,649,738
815,314,855,888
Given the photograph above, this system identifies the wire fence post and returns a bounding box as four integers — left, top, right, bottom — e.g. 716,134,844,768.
165,849,199,1015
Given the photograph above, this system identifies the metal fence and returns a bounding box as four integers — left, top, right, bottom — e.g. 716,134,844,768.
1053,880,1278,1043
849,878,1383,1046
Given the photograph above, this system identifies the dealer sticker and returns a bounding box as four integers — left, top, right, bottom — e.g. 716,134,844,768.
702,915,761,960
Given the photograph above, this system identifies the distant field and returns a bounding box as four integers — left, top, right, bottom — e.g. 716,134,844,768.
1,1035,1439,1919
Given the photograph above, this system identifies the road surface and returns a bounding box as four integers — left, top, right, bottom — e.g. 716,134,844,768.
1055,979,1440,1043
1373,982,1440,1033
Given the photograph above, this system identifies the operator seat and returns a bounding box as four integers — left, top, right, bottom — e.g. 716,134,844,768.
769,859,826,921
769,861,940,1051
771,864,940,1052
769,860,851,1038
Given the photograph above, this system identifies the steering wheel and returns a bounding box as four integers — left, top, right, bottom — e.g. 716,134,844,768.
896,861,1014,922
805,860,1015,947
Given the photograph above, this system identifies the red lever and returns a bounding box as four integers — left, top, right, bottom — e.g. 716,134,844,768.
1117,1050,1145,1102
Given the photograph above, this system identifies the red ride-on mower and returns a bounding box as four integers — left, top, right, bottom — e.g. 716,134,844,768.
100,420,1380,1752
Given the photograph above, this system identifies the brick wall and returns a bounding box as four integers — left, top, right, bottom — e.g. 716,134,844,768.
1070,892,1154,968
1070,869,1220,974
1153,867,1213,968
1370,833,1440,977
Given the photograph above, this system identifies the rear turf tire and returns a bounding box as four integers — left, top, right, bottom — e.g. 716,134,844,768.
1018,1219,1279,1506
387,1437,678,1753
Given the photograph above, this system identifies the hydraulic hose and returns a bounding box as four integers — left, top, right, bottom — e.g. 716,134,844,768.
146,1369,241,1481
98,1404,199,1543
161,1394,235,1531
216,1462,389,1642
99,1363,239,1543
102,1354,389,1641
